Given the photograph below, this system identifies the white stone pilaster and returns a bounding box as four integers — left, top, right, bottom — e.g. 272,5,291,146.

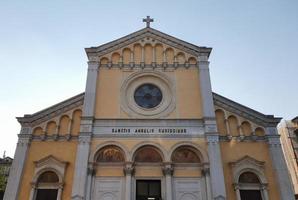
198,55,215,118
203,167,212,200
207,134,226,200
163,165,173,200
71,133,92,200
267,127,295,200
83,61,99,117
4,128,31,200
85,163,95,200
124,164,134,200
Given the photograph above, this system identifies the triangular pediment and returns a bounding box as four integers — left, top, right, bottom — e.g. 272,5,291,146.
85,27,211,61
229,155,265,168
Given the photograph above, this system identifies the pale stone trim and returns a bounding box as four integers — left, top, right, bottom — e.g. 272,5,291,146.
267,132,295,200
120,70,176,118
4,132,31,200
229,155,269,200
206,134,227,200
198,57,215,118
29,155,68,200
85,27,212,61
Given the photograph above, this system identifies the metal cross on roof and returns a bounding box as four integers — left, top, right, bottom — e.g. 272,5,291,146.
143,16,154,28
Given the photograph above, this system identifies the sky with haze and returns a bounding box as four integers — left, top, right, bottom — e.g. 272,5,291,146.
0,0,297,157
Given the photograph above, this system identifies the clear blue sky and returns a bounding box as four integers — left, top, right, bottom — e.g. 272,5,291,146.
0,0,297,157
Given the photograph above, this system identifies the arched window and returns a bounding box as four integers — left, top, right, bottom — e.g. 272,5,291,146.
34,171,60,200
238,172,264,200
230,156,269,200
134,146,163,163
171,146,201,163
96,145,125,163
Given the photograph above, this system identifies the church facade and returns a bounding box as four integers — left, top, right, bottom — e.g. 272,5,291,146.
4,18,295,200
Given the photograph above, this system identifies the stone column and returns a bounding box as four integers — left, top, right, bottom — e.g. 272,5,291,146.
203,167,212,200
57,185,63,200
86,163,95,200
124,164,134,200
234,184,241,200
163,164,173,200
4,128,32,200
207,134,226,200
261,184,269,200
71,61,99,200
267,127,295,200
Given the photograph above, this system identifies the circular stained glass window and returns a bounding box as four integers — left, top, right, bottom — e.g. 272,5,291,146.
134,84,162,109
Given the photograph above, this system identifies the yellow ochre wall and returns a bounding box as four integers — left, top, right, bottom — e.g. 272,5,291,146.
220,141,280,200
18,141,78,200
94,67,203,119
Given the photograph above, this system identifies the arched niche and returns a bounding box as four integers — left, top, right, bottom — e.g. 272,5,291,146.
71,109,82,136
133,44,142,64
133,145,163,163
122,48,131,64
215,109,227,136
144,44,153,64
176,52,186,64
171,146,201,163
228,115,240,136
33,127,43,136
58,115,70,135
255,127,265,136
100,57,109,65
95,145,125,163
188,57,197,64
155,44,163,64
165,48,174,64
111,52,120,64
241,121,252,136
46,121,57,136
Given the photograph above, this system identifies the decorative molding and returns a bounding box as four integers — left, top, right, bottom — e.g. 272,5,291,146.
120,70,176,118
85,27,212,61
162,165,174,176
17,93,84,126
229,155,267,184
213,92,281,127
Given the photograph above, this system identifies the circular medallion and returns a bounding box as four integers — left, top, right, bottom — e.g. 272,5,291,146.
134,84,162,109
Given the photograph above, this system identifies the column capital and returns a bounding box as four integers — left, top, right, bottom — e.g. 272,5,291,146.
78,133,92,145
202,167,210,176
87,61,99,69
123,165,135,176
17,134,32,147
206,133,219,144
162,165,174,176
267,135,281,147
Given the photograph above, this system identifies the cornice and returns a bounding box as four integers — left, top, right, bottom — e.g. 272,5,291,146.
17,93,85,126
213,92,281,127
85,27,212,60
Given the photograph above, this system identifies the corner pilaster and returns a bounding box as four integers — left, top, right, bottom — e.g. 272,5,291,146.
266,127,295,200
71,61,99,199
206,134,227,200
198,54,215,118
4,127,32,200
